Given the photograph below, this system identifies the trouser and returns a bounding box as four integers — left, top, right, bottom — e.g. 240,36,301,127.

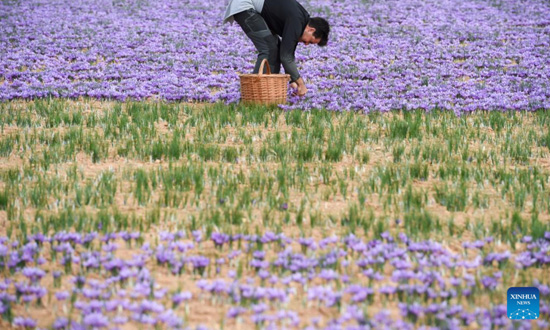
233,9,281,74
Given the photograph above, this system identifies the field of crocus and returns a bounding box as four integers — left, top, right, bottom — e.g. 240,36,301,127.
1,101,549,329
1,0,550,113
1,0,550,330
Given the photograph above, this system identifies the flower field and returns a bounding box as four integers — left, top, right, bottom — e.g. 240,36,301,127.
1,0,550,330
1,0,550,113
1,100,549,329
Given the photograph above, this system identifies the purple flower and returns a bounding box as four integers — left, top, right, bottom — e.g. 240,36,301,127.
522,236,533,243
189,256,210,275
516,252,537,268
82,288,102,299
192,230,203,243
55,291,70,301
132,313,157,325
276,310,300,326
21,267,46,283
379,285,397,295
172,291,192,305
211,232,230,247
346,285,374,302
408,303,424,317
83,233,98,245
159,231,175,242
260,232,279,244
307,286,341,307
104,300,119,312
298,237,316,250
256,269,269,280
0,280,10,291
52,317,69,329
157,310,183,328
0,301,6,314
72,276,86,289
380,231,393,241
481,276,498,290
138,299,165,314
251,303,269,314
13,317,37,328
0,244,8,258
227,306,247,318
318,269,340,281
102,242,118,252
104,258,124,273
484,251,511,265
100,233,117,243
252,250,266,260
228,250,241,259
250,259,269,270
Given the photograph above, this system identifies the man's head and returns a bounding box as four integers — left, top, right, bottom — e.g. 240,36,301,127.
300,17,330,46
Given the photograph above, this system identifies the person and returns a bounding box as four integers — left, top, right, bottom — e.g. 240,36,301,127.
224,0,330,97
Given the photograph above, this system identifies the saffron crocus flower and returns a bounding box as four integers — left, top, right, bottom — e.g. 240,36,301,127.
252,250,266,260
228,250,241,260
252,303,269,314
82,288,102,299
318,269,340,281
189,256,210,275
227,306,247,318
0,280,10,291
157,310,183,328
52,317,69,329
13,317,37,328
481,276,498,290
260,232,279,244
258,269,270,280
516,252,537,268
211,232,230,248
102,242,118,252
83,233,98,246
172,291,192,307
159,231,176,242
132,313,157,325
298,237,316,251
191,230,203,243
379,285,397,295
250,259,269,270
138,299,165,314
21,267,46,283
0,244,8,263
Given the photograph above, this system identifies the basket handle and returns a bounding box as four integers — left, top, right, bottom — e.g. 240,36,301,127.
258,59,272,75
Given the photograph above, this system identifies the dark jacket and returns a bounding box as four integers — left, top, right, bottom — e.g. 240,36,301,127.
261,0,310,82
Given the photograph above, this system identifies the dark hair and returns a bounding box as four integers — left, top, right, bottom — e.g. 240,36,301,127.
309,17,330,46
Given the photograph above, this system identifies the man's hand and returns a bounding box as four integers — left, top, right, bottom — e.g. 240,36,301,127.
291,78,307,97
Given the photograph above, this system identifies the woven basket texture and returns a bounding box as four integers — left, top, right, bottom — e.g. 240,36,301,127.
239,59,290,105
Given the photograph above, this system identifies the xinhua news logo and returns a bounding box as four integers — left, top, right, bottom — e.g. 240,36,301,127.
507,287,539,320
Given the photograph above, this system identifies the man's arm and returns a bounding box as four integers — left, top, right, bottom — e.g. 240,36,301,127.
279,17,303,85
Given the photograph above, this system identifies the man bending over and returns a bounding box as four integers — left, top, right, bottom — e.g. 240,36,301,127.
224,0,330,97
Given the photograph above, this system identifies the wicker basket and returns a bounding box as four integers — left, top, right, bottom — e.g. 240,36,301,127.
239,59,290,105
